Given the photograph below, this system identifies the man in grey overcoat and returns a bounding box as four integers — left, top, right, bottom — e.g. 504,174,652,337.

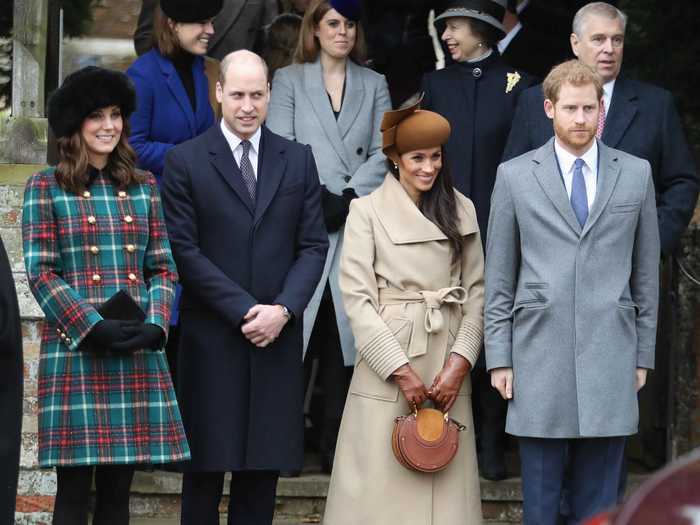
484,60,660,525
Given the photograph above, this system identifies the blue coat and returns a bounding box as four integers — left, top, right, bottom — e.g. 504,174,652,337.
161,125,328,471
503,77,698,255
127,49,215,181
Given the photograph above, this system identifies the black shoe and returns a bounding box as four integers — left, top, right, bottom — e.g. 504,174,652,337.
478,450,507,481
279,470,301,478
321,450,335,474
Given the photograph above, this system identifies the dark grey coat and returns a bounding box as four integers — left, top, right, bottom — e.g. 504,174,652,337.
485,139,660,438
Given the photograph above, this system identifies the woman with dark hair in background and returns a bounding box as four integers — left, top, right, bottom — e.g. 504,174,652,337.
0,235,22,525
266,0,390,473
22,67,189,525
421,0,536,481
260,13,303,80
324,102,484,524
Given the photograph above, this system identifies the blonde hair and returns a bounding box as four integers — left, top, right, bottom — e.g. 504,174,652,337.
543,59,603,104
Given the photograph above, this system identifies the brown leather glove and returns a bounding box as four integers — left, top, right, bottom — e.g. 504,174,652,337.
429,353,472,412
391,364,429,409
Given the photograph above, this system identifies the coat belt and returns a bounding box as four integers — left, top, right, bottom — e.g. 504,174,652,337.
378,287,467,357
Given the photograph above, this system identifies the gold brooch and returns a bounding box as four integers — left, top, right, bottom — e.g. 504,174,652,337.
506,71,521,93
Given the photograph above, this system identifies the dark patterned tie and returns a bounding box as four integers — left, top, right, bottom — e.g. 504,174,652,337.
240,139,256,201
571,158,588,227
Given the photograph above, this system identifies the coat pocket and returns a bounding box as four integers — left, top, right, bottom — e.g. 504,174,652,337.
350,358,400,402
385,316,413,350
610,201,640,214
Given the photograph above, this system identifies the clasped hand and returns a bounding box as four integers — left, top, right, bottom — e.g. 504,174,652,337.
241,304,289,348
391,353,471,412
84,320,163,354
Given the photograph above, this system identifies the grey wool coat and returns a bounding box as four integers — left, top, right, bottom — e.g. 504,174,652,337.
484,139,660,438
266,58,391,365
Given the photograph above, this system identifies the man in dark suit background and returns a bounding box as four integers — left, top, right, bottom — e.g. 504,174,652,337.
0,236,22,525
161,50,327,525
134,0,278,59
503,1,697,256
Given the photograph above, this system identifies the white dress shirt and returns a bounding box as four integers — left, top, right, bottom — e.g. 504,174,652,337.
497,22,522,54
554,139,598,211
220,121,261,180
602,79,615,115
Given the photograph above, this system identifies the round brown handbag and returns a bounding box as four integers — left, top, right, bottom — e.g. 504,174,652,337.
391,407,466,473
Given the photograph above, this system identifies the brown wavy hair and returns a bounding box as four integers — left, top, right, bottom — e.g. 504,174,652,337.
293,0,366,64
55,119,143,194
388,149,464,263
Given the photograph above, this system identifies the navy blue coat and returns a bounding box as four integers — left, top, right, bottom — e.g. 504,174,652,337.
161,125,328,471
127,49,215,181
0,237,22,522
421,53,536,244
503,77,699,255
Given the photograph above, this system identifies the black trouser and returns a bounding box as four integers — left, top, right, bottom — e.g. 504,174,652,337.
306,283,352,460
53,465,135,525
472,365,508,468
180,470,279,525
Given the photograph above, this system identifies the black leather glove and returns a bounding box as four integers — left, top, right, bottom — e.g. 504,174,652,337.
321,186,357,233
81,320,141,354
109,323,165,353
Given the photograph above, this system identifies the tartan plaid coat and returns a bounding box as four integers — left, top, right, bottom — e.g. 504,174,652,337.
22,167,190,467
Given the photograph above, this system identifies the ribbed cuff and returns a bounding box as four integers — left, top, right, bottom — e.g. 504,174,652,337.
360,327,410,381
451,318,483,368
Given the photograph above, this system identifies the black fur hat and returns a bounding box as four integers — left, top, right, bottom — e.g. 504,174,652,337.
47,66,136,139
160,0,223,23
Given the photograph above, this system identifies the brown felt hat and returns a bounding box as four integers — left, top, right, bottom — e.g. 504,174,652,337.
381,96,451,162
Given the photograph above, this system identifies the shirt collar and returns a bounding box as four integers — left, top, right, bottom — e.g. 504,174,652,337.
554,138,598,175
498,22,522,53
220,120,262,156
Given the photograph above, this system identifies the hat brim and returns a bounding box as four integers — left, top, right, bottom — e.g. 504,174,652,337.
434,8,505,39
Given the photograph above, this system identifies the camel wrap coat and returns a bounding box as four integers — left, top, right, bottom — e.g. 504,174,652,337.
324,174,485,525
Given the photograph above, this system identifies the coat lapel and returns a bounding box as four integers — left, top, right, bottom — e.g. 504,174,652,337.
254,127,287,225
208,126,255,215
531,139,582,235
209,0,245,50
602,77,637,148
581,142,621,238
156,52,196,135
336,60,364,140
304,60,350,171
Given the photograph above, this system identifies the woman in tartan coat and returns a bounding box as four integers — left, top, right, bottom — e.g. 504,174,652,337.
22,67,189,525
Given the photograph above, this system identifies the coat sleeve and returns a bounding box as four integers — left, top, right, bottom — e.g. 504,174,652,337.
655,90,699,255
502,87,536,162
632,164,661,369
22,173,102,350
266,67,297,141
344,76,391,197
127,64,175,176
143,174,178,335
450,198,485,368
161,147,258,325
484,164,520,370
339,199,410,380
273,146,329,316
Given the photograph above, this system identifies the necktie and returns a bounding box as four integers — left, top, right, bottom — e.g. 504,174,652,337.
239,140,256,201
571,158,588,227
596,102,606,139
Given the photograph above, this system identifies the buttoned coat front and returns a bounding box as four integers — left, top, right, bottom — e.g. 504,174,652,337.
323,175,484,525
266,58,391,365
22,169,190,467
484,139,660,438
161,125,328,472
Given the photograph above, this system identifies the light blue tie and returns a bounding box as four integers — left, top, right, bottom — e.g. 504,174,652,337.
571,158,588,227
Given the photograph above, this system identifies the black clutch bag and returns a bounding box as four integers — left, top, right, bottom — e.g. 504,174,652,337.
97,290,146,322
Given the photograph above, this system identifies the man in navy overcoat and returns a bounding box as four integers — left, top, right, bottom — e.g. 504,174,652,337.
161,50,328,525
503,2,698,255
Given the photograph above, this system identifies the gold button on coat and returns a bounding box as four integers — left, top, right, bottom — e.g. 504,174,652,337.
90,246,100,255
118,191,127,198
124,215,133,223
128,273,137,282
126,244,136,253
92,274,101,282
83,191,91,198
87,216,96,224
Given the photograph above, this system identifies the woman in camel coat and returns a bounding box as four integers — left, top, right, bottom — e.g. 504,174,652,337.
324,102,484,524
